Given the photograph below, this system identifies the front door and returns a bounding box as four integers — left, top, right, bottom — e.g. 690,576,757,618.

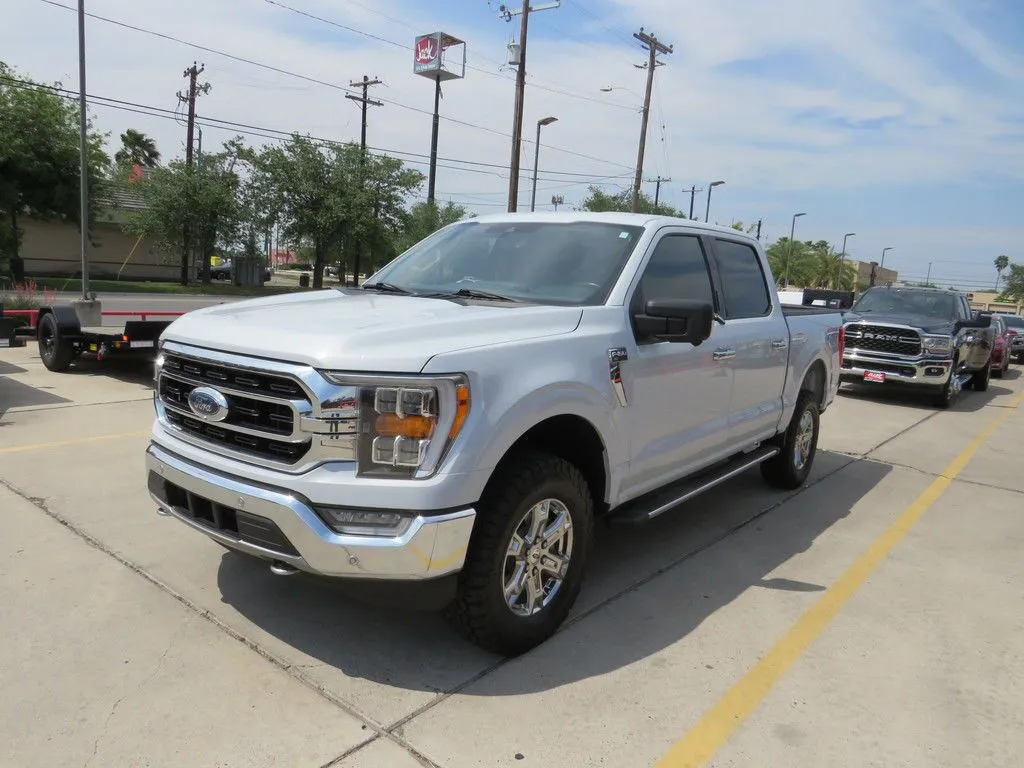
617,229,733,502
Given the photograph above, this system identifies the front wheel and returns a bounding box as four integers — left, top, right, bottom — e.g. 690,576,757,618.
972,358,991,391
445,451,594,656
761,390,820,490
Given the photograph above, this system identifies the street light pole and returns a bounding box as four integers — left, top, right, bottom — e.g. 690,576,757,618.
530,116,557,212
838,232,856,289
784,212,806,287
881,246,893,269
705,180,725,222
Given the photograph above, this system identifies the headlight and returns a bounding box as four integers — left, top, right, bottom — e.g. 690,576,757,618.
921,335,952,355
319,372,471,478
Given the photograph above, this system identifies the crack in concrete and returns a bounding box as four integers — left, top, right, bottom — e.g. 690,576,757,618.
82,622,183,768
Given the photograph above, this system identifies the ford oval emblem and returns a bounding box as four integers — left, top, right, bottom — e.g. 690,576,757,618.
187,386,229,422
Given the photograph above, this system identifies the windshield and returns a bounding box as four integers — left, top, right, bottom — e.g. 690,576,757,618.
852,289,957,320
1002,314,1024,329
366,220,645,305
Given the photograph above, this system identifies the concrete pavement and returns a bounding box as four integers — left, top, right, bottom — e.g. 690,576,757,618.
1,344,1021,767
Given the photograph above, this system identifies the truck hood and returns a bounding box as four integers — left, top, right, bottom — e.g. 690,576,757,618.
161,289,584,372
844,312,954,335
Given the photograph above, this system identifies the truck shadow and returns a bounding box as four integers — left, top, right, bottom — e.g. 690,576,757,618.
215,449,889,698
0,358,71,419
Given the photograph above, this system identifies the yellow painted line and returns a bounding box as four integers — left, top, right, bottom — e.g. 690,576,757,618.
0,430,150,455
655,390,1024,768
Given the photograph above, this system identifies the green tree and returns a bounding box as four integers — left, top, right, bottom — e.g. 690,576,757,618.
1002,263,1024,303
117,146,241,284
258,136,422,288
114,128,160,168
0,61,109,281
578,185,686,218
994,254,1010,291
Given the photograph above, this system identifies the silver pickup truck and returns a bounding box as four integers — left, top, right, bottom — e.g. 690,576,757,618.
145,212,845,655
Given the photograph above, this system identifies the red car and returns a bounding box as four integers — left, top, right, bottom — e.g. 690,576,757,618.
986,313,1015,377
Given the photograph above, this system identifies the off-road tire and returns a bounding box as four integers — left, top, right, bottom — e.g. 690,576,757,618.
444,451,594,657
761,390,820,490
37,312,75,372
972,358,991,392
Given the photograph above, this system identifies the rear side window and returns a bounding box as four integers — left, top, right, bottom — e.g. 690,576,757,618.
713,239,771,319
637,234,714,305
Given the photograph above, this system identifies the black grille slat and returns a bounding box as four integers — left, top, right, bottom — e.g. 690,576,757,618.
158,380,297,437
164,410,310,463
845,325,922,356
161,353,304,399
154,477,297,556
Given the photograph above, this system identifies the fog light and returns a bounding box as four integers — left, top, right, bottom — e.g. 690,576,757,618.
317,506,413,536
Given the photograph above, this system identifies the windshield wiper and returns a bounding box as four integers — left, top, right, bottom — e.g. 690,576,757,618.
425,287,519,302
360,281,413,294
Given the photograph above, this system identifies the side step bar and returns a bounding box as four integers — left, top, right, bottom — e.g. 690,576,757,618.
608,446,780,526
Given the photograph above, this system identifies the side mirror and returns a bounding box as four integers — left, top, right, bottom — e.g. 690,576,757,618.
956,315,992,332
634,299,714,345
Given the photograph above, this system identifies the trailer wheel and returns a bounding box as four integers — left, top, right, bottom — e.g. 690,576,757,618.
38,312,75,372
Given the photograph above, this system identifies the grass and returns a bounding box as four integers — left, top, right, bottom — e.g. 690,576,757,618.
27,277,309,297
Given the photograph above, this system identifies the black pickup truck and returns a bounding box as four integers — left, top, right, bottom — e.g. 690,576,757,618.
839,285,994,408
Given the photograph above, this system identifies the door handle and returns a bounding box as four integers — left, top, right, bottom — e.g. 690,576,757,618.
770,339,788,349
713,348,736,361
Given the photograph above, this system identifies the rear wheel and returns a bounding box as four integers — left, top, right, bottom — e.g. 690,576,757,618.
37,312,75,372
445,451,594,656
761,390,820,490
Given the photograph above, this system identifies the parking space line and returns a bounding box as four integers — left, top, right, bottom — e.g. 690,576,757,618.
0,431,150,455
654,389,1024,768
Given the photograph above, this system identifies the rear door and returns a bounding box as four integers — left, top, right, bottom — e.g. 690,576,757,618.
705,235,790,448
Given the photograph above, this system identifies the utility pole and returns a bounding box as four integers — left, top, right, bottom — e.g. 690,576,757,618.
347,75,383,163
647,176,670,208
501,1,561,213
756,218,762,241
630,28,672,213
73,0,98,321
926,262,933,285
177,62,210,284
688,185,700,219
346,75,382,287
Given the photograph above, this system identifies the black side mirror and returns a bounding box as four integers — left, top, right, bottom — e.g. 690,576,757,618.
957,315,992,331
634,299,714,345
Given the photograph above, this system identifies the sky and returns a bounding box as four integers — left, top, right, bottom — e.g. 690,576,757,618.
2,0,1023,290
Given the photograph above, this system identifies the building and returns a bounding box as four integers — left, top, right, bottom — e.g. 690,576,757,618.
19,166,177,282
851,260,898,288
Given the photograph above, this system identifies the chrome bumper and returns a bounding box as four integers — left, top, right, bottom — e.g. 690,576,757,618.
841,351,952,385
145,443,476,581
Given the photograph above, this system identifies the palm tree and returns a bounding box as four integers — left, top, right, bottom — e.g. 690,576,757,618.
994,254,1010,291
114,129,160,168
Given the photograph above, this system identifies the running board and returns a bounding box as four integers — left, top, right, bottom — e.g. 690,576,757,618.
608,446,780,526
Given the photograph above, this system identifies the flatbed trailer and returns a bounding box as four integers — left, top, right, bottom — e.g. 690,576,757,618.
6,305,183,372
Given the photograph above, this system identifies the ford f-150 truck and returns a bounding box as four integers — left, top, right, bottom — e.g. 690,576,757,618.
144,212,845,656
840,285,993,408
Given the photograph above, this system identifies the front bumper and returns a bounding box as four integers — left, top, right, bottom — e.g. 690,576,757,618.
145,443,476,581
840,350,952,386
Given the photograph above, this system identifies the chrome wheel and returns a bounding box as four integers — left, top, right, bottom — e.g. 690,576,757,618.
792,408,815,470
502,498,574,617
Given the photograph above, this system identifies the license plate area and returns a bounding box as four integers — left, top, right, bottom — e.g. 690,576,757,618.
863,371,886,383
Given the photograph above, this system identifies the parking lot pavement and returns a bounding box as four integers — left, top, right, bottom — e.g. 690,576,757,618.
1,344,1022,768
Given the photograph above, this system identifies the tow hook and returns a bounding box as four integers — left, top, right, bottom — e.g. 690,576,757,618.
270,561,299,576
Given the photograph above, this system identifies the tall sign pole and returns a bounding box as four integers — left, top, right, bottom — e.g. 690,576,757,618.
414,32,466,206
76,0,90,302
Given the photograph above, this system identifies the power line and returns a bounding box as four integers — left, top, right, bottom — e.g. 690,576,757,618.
34,0,635,172
0,76,631,187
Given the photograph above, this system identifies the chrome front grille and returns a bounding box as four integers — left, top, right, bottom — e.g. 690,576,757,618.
844,324,922,357
155,344,360,471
